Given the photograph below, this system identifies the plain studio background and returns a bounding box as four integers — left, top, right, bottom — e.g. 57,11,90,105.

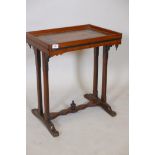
26,0,129,155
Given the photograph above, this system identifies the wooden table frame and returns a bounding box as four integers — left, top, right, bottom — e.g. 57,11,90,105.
27,24,122,137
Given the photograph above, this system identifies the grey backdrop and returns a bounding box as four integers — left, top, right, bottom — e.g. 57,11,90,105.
26,0,129,155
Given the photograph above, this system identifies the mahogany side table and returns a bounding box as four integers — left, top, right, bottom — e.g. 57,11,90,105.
26,24,122,137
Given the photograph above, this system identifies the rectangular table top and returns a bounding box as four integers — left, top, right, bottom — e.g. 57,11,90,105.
26,24,122,57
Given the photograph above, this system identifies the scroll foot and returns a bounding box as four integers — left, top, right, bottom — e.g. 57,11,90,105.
84,94,117,117
32,109,59,137
100,103,117,117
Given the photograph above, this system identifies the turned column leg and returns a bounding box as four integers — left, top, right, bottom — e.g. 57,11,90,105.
101,46,109,102
84,46,116,116
93,47,99,97
100,46,116,116
32,53,59,137
42,53,50,120
42,53,59,137
34,48,43,115
84,47,99,102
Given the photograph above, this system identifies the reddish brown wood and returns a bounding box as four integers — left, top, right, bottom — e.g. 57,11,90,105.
42,53,50,120
88,24,122,36
30,24,91,36
32,109,59,137
27,25,122,137
26,33,50,54
34,48,43,115
50,102,98,120
84,94,116,116
93,47,99,97
101,46,109,102
37,29,106,44
26,24,122,57
50,39,121,57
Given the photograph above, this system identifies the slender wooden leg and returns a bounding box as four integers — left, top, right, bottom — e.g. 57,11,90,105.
34,48,43,115
42,53,50,120
32,51,59,137
42,53,59,136
93,47,99,97
84,47,99,102
101,46,109,102
100,46,116,116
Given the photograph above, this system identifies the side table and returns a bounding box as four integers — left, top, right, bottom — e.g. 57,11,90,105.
26,24,122,137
